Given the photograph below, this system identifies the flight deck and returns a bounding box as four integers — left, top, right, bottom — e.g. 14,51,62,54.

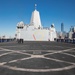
0,41,75,75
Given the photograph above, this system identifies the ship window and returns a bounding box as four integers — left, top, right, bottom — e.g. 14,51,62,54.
17,27,19,29
17,27,23,29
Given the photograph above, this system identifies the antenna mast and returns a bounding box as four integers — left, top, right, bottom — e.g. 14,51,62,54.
35,4,37,10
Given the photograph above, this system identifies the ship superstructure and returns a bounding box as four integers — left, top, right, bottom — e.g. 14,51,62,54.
15,4,57,41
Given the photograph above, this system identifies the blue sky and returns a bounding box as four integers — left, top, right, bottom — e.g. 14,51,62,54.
0,0,75,37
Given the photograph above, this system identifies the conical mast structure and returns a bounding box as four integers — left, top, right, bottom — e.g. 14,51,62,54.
30,4,42,29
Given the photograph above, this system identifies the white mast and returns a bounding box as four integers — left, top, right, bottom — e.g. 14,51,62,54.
30,4,42,29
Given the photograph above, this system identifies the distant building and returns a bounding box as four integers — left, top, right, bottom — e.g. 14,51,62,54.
61,23,64,32
72,32,75,39
56,23,67,39
57,31,67,39
68,26,75,39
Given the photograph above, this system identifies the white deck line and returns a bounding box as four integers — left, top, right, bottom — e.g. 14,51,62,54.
0,65,75,72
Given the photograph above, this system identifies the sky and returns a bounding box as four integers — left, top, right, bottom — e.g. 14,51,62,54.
0,0,75,37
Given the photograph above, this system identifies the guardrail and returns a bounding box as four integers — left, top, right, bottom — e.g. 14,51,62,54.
56,39,75,44
0,39,14,43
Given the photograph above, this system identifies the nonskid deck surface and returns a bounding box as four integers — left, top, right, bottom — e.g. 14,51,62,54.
0,41,75,75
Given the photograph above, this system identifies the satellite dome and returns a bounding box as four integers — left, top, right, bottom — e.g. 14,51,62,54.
19,21,24,25
17,21,24,27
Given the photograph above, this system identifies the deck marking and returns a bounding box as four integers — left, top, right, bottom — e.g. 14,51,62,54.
0,46,75,72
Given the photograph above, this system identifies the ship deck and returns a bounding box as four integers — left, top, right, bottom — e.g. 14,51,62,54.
0,41,75,75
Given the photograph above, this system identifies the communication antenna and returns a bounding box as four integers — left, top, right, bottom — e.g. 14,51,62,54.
35,4,37,10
